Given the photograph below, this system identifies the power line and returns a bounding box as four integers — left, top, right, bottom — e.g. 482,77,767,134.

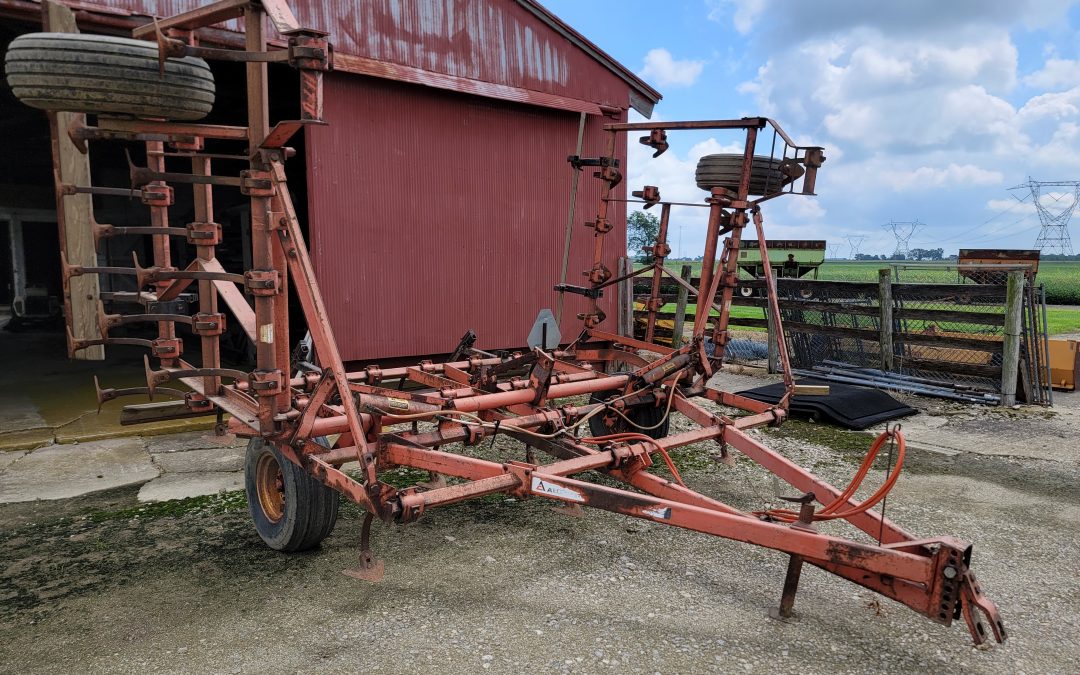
923,193,1031,245
962,213,1037,245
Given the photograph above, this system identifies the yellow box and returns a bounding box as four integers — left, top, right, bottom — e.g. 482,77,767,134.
1048,339,1079,391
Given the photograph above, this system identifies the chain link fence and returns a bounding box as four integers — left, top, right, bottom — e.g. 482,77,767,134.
889,265,1008,393
631,264,1050,404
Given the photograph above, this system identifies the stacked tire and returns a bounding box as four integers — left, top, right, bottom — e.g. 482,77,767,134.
695,154,788,196
4,32,215,120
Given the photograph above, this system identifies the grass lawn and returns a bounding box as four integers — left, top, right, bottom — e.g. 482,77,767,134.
642,259,1080,305
1044,307,1080,335
637,302,1080,336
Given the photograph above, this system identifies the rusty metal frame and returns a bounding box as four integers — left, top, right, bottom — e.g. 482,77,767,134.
48,1,1005,647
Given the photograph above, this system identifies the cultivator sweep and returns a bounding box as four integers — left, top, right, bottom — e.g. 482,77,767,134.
16,0,1005,646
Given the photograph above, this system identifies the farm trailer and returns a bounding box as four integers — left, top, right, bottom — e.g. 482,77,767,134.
6,0,1005,646
738,239,826,287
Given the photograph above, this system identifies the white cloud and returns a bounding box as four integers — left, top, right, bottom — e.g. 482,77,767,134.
880,163,1003,191
681,2,1080,251
1019,89,1080,120
638,48,705,87
787,197,827,220
742,33,1023,156
1024,58,1080,89
985,197,1036,214
706,0,767,34
728,0,1075,42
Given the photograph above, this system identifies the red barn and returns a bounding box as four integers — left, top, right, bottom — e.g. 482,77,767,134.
0,0,660,363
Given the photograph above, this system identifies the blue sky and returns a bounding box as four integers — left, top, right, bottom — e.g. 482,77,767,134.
543,0,1080,258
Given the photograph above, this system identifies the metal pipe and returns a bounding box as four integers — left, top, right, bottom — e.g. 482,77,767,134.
795,369,998,404
811,365,990,393
819,360,997,393
1041,285,1054,407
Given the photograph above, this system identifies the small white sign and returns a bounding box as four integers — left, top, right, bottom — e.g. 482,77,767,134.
531,475,585,503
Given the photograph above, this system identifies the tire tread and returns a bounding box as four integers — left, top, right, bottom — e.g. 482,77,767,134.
4,32,214,121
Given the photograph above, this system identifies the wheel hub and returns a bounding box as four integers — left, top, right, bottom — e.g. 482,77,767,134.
255,451,286,523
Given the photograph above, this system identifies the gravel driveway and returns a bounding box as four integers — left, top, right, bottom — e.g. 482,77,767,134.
1,384,1077,674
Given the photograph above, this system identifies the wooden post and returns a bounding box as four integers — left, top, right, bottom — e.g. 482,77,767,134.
766,276,778,373
44,0,103,360
671,263,691,348
878,269,894,372
1001,269,1025,406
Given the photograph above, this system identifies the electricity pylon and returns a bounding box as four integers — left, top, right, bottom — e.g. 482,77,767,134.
845,235,866,259
1010,178,1080,255
884,220,923,259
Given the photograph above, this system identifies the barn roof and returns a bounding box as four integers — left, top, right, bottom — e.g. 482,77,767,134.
2,0,662,116
516,0,662,115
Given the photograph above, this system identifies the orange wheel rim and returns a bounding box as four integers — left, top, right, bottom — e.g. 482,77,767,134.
255,451,285,523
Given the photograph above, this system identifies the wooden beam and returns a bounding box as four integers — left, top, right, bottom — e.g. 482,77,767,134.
879,269,894,371
618,257,633,339
1000,270,1025,406
671,264,691,348
44,0,102,360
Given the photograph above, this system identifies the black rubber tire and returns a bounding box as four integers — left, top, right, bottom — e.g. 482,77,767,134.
244,438,339,552
588,373,671,440
4,32,214,120
695,154,786,196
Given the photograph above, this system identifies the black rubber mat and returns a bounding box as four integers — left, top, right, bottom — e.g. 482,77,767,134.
736,378,917,430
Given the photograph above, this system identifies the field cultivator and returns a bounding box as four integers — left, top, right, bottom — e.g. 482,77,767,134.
10,0,1005,646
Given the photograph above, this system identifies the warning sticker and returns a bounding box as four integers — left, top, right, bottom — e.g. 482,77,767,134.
531,476,585,503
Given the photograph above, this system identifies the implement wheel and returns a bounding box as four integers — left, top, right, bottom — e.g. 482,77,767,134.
588,374,671,440
695,154,792,196
245,438,339,552
4,33,214,120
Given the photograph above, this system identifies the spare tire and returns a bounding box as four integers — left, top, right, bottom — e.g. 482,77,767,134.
695,154,789,196
4,32,214,121
587,373,671,440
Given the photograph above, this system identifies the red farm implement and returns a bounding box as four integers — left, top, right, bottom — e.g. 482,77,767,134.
7,0,1005,647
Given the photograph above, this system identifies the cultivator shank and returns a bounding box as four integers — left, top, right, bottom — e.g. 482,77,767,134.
28,0,1004,646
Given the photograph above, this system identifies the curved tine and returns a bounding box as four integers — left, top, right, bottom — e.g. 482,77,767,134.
132,251,156,289
95,375,186,412
96,301,111,339
143,353,161,398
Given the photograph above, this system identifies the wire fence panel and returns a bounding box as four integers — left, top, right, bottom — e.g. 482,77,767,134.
777,280,881,371
630,264,1050,404
891,268,1006,393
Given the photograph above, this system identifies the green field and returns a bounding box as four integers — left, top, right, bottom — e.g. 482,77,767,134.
816,260,1080,304
638,299,1080,336
644,260,1080,305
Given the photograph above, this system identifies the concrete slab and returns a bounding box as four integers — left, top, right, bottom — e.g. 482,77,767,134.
136,472,244,502
0,449,27,471
145,431,244,454
0,331,215,450
151,446,244,474
0,437,158,503
0,394,47,431
0,428,60,452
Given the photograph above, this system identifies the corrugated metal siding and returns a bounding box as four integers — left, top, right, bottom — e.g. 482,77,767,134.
307,73,626,361
70,0,634,109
